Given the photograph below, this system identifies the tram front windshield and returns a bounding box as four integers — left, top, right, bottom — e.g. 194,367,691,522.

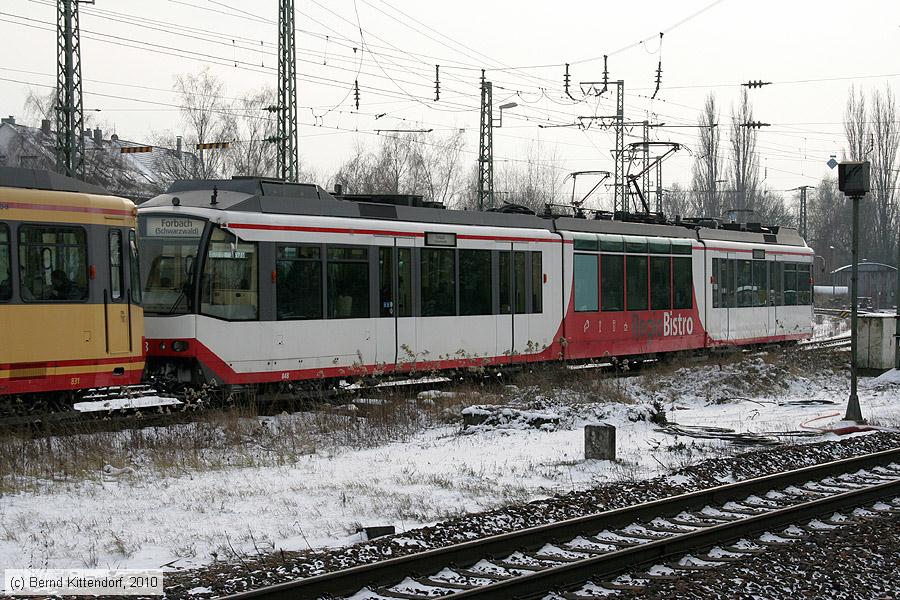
138,215,204,315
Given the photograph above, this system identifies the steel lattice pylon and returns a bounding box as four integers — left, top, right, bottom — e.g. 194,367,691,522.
477,72,493,211
277,0,298,182
612,81,624,213
56,0,85,178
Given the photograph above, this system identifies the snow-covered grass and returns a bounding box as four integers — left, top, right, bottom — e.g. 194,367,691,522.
0,347,898,573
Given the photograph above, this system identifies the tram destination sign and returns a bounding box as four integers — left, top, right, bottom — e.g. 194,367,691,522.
145,216,202,238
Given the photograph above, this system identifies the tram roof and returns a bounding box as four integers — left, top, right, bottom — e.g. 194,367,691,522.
143,177,807,247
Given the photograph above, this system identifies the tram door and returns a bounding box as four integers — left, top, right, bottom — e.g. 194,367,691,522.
105,230,132,354
375,237,417,371
499,243,531,362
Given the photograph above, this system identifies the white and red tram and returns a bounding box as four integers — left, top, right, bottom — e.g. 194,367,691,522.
137,179,813,389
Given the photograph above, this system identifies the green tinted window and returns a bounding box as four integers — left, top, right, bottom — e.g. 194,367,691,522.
515,252,527,314
128,230,141,305
460,249,492,316
599,235,624,253
626,255,648,310
673,257,693,309
625,237,648,253
421,248,455,316
601,254,624,311
671,239,693,255
572,233,598,251
771,261,783,306
574,253,598,312
648,238,670,254
650,256,670,310
327,246,369,319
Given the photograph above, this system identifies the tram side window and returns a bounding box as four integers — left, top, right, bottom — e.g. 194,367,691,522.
18,225,88,302
626,255,648,311
650,256,671,310
736,259,753,308
0,224,10,301
397,248,412,317
109,230,124,301
328,246,369,319
421,248,456,316
601,254,624,311
277,245,322,320
200,227,258,320
531,251,542,314
783,263,798,306
514,252,528,314
574,253,598,312
673,257,693,309
712,258,721,308
499,251,512,314
459,249,492,316
797,263,811,304
379,247,393,317
771,262,783,306
752,260,768,307
722,259,736,308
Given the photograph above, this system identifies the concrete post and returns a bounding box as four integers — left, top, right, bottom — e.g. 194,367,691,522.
585,424,616,460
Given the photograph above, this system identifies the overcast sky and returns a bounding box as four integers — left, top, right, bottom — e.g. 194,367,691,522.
2,0,899,208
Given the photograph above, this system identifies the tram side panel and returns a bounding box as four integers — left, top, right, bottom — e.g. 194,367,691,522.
0,187,144,398
560,231,706,361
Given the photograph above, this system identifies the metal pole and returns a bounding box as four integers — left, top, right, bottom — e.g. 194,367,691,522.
845,194,863,422
896,223,900,369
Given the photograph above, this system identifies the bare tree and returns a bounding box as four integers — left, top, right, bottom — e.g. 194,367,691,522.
727,88,761,215
226,87,277,178
869,85,899,263
843,85,868,161
808,176,851,268
663,182,691,218
689,93,722,217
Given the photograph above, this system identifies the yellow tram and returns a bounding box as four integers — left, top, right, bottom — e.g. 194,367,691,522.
0,168,144,402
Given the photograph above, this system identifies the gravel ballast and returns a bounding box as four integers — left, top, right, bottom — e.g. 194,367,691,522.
163,431,900,598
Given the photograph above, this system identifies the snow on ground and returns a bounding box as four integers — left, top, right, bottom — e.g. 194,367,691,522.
1,351,898,573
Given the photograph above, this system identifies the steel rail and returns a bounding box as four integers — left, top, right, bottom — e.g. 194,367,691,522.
449,478,900,599
219,447,900,600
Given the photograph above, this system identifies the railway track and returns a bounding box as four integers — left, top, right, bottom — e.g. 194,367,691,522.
220,448,900,600
800,335,851,350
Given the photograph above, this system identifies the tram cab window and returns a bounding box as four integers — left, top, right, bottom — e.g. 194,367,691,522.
200,227,258,320
0,224,10,301
277,245,322,320
139,215,204,315
18,225,88,302
626,255,648,311
459,249,492,316
327,246,369,319
421,248,456,316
